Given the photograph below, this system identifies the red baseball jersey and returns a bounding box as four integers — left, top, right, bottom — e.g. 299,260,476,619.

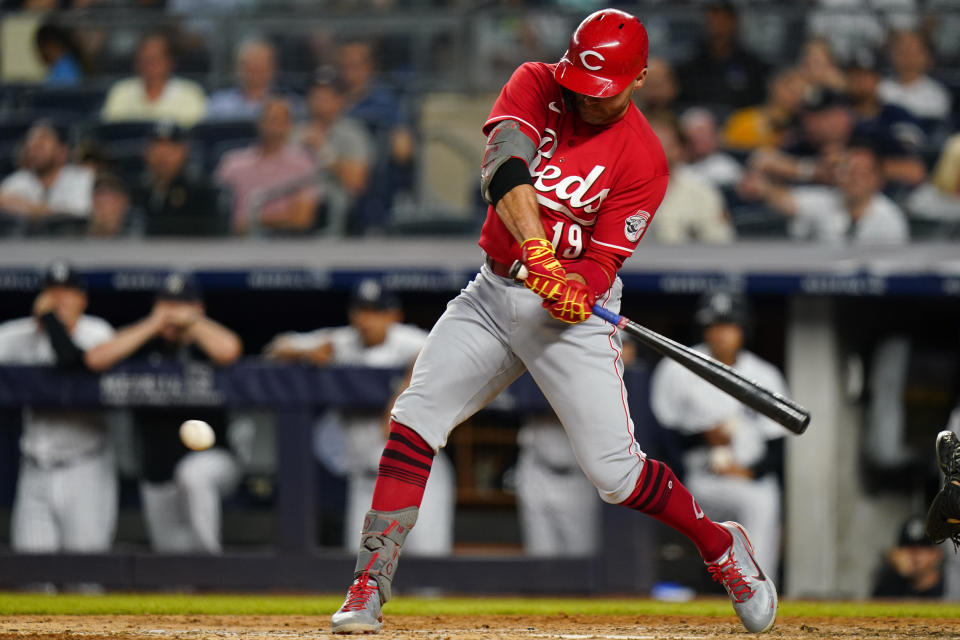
478,62,669,294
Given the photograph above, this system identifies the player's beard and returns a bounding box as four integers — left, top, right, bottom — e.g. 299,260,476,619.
573,91,631,126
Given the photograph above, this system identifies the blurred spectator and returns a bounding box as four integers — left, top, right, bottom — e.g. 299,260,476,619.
135,121,222,237
680,107,743,190
338,40,412,159
0,120,93,221
722,67,807,151
879,30,952,126
89,173,132,237
796,37,848,94
648,116,735,243
808,0,918,63
215,98,318,234
678,1,769,109
294,68,374,235
933,134,960,196
206,39,304,122
85,273,243,554
265,279,454,555
34,22,84,86
739,144,910,244
337,40,414,233
651,290,787,583
749,88,855,186
633,58,679,124
0,262,116,556
904,132,960,225
101,33,207,127
873,514,944,598
845,48,927,187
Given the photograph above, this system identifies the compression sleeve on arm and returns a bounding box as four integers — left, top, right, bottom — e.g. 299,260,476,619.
488,157,534,206
481,119,536,205
39,312,87,371
565,247,625,298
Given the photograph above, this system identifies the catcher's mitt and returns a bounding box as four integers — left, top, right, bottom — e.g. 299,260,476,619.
925,430,960,550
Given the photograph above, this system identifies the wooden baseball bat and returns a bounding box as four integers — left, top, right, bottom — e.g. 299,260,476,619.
509,261,811,435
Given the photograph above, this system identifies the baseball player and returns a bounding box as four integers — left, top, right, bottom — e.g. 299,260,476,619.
265,279,454,555
85,273,243,553
926,426,960,551
0,262,116,557
926,417,960,600
515,342,636,557
332,9,777,635
515,414,601,557
650,291,788,584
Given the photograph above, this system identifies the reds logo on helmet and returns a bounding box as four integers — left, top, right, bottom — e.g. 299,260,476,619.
555,8,649,98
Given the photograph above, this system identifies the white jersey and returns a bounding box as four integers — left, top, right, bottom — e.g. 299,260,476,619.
879,75,952,122
650,346,788,474
790,187,909,245
0,165,94,218
281,323,428,368
0,315,114,466
283,323,428,472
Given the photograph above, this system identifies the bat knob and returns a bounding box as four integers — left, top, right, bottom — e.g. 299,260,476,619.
508,261,529,281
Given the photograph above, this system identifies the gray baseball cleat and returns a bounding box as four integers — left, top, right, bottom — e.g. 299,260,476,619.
706,522,778,634
331,573,383,634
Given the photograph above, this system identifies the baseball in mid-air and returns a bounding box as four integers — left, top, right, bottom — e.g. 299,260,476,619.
179,419,215,451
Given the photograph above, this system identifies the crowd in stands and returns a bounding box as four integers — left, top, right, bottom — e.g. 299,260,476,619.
1,1,960,240
0,26,404,237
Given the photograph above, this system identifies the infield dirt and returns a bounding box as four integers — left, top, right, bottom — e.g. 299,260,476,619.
1,615,958,639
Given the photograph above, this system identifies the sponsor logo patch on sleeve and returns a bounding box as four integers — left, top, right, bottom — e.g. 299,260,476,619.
624,211,650,242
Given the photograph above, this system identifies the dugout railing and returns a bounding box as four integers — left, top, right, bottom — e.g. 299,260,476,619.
0,362,659,594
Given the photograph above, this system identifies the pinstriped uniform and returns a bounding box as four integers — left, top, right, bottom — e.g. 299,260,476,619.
0,315,116,553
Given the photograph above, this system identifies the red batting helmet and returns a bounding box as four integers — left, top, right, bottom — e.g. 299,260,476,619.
555,9,649,98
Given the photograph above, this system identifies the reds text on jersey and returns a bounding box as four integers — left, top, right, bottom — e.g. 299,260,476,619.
479,62,669,272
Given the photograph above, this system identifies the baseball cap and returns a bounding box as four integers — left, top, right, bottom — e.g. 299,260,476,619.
898,515,935,548
803,87,850,112
40,260,86,291
150,120,186,143
349,278,400,311
695,290,748,328
156,272,202,302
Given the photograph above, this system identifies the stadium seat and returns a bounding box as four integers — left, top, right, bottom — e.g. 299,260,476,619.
89,121,157,142
189,120,256,146
19,87,107,119
0,118,35,144
86,122,156,170
189,120,257,172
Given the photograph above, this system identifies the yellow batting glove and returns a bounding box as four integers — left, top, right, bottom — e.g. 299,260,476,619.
543,280,596,324
520,238,567,302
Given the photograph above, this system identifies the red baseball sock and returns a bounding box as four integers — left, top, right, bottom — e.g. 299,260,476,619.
371,420,435,511
621,458,733,562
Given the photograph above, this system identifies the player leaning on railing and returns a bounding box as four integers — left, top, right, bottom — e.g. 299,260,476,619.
331,8,778,635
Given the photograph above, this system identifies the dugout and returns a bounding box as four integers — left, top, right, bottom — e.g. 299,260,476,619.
0,239,958,598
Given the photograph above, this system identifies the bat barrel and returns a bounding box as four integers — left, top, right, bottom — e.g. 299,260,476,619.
592,304,811,435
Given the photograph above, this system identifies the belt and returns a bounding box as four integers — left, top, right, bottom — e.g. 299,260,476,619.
485,256,515,279
22,446,105,470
